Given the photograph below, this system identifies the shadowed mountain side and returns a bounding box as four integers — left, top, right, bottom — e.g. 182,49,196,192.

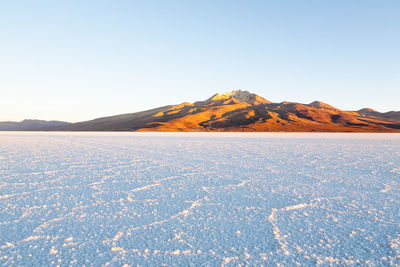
40,90,400,132
0,120,70,131
44,105,173,131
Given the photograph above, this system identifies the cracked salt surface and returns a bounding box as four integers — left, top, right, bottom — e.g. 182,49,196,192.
0,132,399,266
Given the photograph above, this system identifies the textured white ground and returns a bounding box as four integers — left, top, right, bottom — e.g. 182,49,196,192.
0,132,399,266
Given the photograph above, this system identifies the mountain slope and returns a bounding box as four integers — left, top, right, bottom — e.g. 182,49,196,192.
0,119,70,131
358,108,400,122
46,90,400,132
45,106,173,131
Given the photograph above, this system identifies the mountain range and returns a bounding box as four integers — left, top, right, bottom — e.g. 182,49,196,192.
2,90,400,132
0,119,70,131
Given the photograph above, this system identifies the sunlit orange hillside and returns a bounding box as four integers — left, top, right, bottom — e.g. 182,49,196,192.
47,90,400,132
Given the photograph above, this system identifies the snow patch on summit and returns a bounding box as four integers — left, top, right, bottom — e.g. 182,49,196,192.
208,90,271,105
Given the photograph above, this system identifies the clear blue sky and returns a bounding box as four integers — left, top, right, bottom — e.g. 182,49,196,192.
1,0,399,122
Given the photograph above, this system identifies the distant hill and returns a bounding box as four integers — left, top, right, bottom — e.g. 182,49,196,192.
44,90,400,132
357,108,400,122
0,119,70,131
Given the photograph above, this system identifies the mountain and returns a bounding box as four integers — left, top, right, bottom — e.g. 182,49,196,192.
44,90,400,132
0,119,71,131
357,108,400,122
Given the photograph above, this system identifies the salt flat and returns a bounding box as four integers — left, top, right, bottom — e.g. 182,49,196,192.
0,132,399,266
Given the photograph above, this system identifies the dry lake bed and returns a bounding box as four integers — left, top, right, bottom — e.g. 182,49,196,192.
0,132,399,265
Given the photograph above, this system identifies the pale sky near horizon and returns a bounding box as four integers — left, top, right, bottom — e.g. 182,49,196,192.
1,1,399,122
